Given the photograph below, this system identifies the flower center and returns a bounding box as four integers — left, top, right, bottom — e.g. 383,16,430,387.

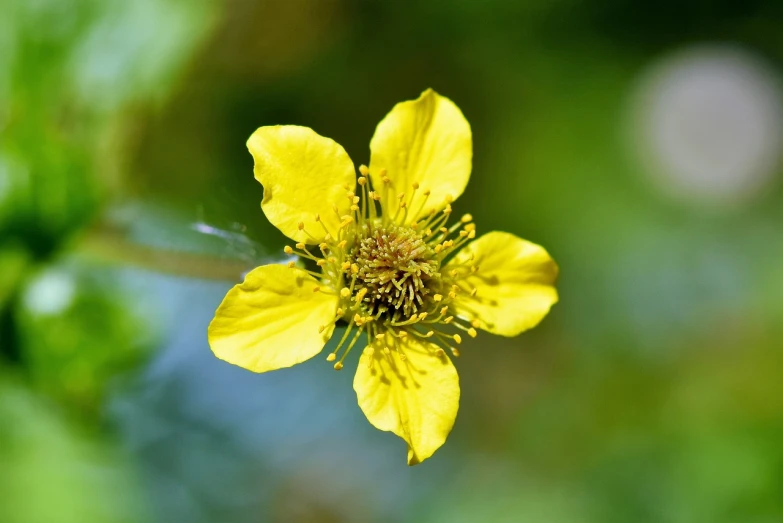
282,166,481,370
347,224,440,321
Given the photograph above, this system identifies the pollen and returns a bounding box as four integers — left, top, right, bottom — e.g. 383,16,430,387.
284,167,489,371
346,224,440,322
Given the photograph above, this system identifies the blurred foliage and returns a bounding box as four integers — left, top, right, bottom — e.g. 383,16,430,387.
2,0,783,522
1,0,217,520
0,375,150,523
0,0,216,386
16,265,154,418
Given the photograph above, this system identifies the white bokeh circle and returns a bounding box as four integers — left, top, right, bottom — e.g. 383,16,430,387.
630,45,783,206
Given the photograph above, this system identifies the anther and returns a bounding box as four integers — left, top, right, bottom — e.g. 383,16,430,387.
359,165,370,176
313,286,321,293
326,353,336,362
433,294,443,302
453,334,462,344
461,214,473,223
317,260,326,267
451,347,461,357
318,325,325,333
467,328,477,338
284,246,293,254
412,182,420,190
358,176,367,186
298,222,305,230
444,316,454,323
471,319,481,328
351,264,359,274
315,214,321,222
440,306,449,315
340,288,351,298
296,242,306,249
287,261,296,268
334,362,344,370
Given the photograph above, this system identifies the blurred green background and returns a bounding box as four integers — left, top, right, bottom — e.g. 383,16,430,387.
2,0,783,522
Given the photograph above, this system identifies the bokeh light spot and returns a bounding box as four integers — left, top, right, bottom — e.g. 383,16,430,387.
22,270,76,317
629,45,783,207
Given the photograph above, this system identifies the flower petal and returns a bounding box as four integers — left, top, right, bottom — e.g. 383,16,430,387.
248,125,356,243
353,337,460,465
446,231,558,337
208,264,338,373
369,89,472,224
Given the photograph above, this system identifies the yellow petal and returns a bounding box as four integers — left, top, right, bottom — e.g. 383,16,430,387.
208,264,338,373
446,231,559,336
353,338,460,465
248,125,356,243
369,89,472,224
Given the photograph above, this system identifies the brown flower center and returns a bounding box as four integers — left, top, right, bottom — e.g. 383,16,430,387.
347,224,441,321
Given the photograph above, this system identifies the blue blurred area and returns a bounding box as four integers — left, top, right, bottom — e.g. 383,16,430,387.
2,0,783,522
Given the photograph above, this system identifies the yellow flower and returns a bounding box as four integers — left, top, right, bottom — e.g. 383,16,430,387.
208,89,559,465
